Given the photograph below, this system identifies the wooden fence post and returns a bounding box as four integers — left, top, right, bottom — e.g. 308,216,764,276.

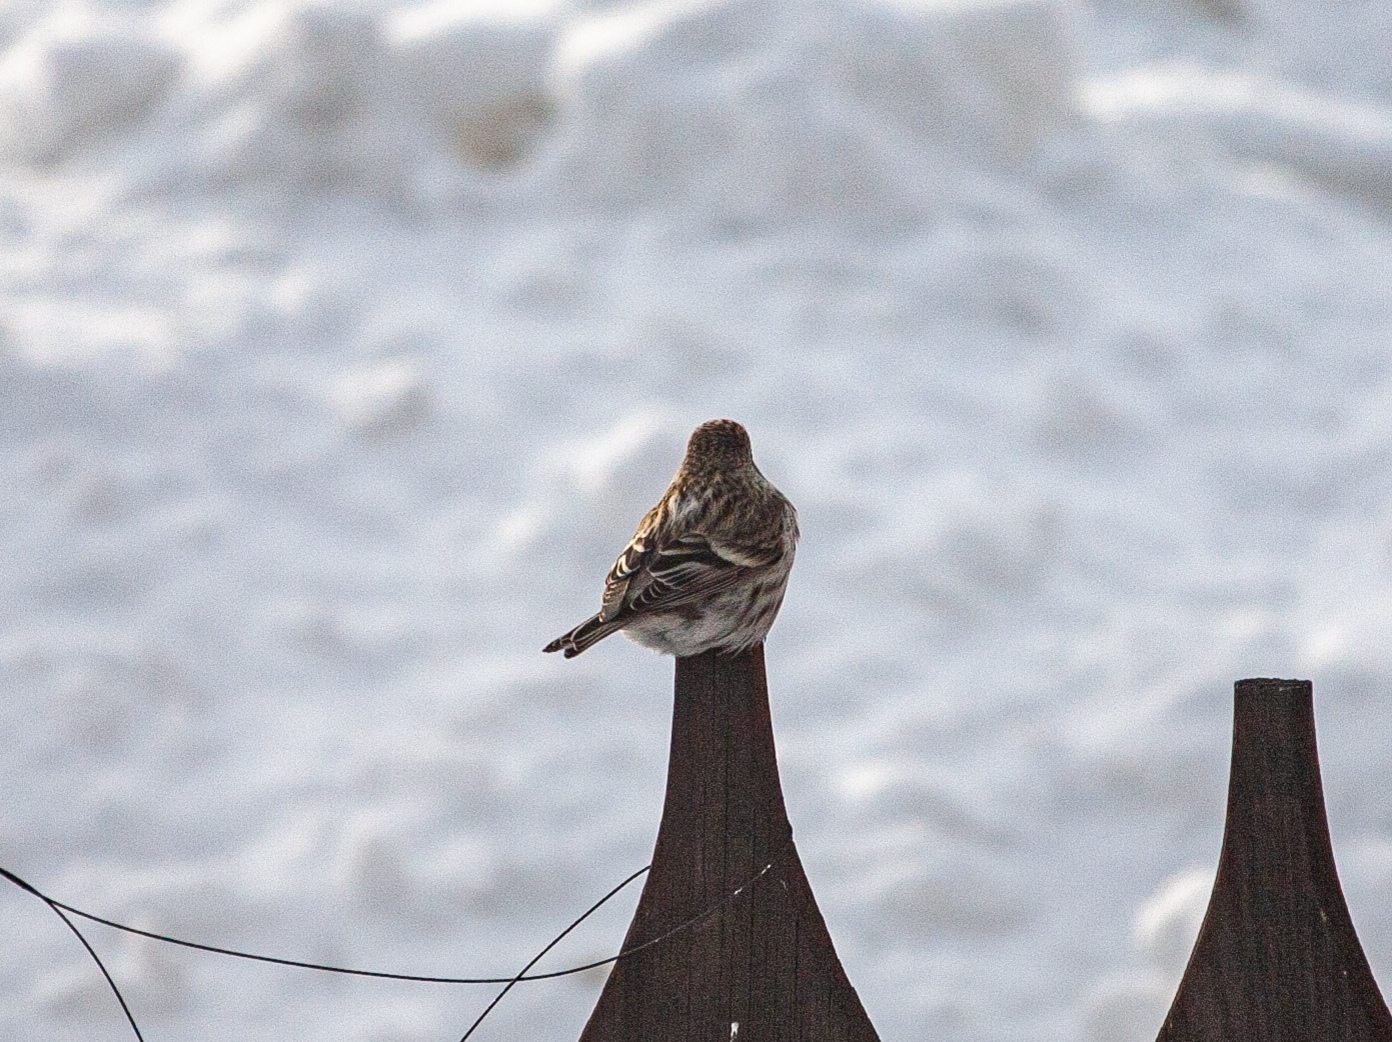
577,644,880,1042
1157,678,1392,1041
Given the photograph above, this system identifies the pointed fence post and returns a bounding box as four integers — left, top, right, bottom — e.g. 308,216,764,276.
1157,678,1392,1041
578,644,880,1042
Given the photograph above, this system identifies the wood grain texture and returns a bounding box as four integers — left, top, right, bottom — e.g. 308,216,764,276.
578,644,880,1042
1157,678,1392,1042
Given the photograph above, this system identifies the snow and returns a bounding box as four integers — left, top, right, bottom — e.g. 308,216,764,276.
0,10,179,165
2,0,1392,1040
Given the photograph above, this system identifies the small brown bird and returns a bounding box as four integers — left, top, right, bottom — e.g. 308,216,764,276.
544,419,799,658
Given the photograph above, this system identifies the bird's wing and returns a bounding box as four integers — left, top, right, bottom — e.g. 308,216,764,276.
601,532,761,622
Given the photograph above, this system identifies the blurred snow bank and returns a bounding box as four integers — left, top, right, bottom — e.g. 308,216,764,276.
0,0,1077,212
386,0,558,170
0,12,180,164
161,2,426,196
554,0,1075,219
1082,64,1392,212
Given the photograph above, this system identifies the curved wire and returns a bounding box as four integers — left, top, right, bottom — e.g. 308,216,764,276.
458,838,791,1041
457,867,644,1041
2,838,791,1042
1,864,647,984
21,883,146,1042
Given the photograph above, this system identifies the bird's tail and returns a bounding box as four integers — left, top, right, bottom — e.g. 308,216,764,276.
543,613,623,658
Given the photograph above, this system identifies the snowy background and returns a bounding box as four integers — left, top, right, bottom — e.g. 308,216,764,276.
3,0,1392,1039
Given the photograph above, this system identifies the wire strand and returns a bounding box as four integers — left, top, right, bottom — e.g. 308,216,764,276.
458,838,790,1042
2,839,791,1042
30,889,146,1042
457,866,644,1041
1,864,647,984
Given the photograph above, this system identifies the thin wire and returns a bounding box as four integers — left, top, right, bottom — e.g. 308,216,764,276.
550,840,789,974
458,838,790,1042
0,864,648,984
1,840,787,986
2,838,791,1042
456,867,645,1041
16,880,147,1042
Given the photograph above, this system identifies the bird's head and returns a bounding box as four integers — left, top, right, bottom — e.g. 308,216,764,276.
684,419,754,472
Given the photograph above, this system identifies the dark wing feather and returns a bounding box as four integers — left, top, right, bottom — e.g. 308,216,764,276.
602,533,750,623
600,535,651,619
543,612,624,657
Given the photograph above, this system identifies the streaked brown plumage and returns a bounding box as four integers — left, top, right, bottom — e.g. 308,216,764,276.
544,419,798,658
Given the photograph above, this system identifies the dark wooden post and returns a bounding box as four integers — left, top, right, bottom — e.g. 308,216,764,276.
1157,678,1392,1041
578,644,880,1042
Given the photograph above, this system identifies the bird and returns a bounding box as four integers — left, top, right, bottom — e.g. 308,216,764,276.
544,419,799,659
